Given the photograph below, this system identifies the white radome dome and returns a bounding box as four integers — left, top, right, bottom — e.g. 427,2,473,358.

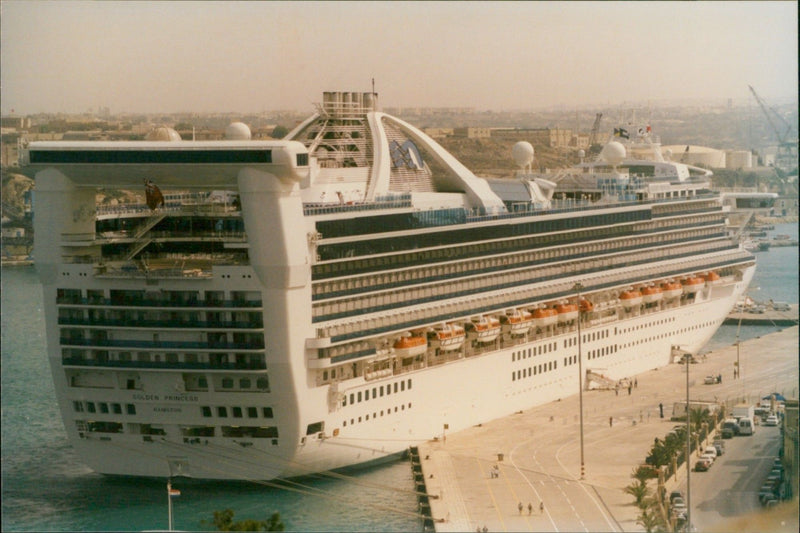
225,122,252,140
600,141,626,165
145,126,181,141
512,141,535,169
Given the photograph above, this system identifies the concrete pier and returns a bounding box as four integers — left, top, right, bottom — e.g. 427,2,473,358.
724,304,798,326
416,326,799,532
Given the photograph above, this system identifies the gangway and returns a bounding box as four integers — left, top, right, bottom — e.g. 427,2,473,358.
585,369,617,390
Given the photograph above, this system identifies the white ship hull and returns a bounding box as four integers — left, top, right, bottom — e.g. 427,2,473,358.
50,266,751,480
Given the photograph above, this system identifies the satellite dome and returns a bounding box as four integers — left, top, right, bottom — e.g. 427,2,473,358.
665,148,673,160
578,149,585,158
512,141,535,169
600,141,626,165
225,122,252,140
145,126,181,141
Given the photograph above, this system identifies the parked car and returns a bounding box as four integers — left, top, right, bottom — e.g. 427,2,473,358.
704,445,718,458
772,301,791,311
723,419,740,436
765,415,779,426
713,441,725,456
670,490,683,503
721,427,734,439
704,375,720,385
694,459,711,472
701,452,716,465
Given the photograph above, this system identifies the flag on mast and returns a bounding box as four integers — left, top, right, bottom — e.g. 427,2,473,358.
169,487,181,497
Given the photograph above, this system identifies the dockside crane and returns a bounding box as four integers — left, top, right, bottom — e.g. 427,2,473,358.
588,113,603,155
748,85,798,174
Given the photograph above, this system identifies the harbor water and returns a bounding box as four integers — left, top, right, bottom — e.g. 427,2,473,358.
2,223,797,531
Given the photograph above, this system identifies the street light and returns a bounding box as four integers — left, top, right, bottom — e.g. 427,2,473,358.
682,350,692,533
575,282,585,480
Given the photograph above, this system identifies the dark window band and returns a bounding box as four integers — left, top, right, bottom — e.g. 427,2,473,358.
30,149,272,164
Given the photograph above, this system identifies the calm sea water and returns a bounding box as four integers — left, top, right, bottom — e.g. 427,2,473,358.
2,223,797,531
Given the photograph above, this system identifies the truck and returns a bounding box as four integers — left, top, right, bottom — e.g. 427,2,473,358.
671,400,720,421
732,404,755,420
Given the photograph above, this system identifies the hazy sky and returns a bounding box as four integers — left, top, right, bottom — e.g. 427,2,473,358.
1,1,797,114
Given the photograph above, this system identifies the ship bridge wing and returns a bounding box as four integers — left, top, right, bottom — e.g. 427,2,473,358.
19,140,310,188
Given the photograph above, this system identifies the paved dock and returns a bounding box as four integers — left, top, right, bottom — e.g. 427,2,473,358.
417,326,799,532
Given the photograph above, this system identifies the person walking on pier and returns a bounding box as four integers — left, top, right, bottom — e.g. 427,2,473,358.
609,416,613,427
540,502,544,513
528,502,533,515
518,502,523,515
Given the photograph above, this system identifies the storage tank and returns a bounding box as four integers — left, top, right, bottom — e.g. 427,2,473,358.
726,150,753,169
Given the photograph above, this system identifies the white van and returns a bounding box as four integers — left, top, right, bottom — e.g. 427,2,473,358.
738,417,755,435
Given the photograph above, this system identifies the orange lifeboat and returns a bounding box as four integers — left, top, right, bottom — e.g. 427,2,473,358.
393,334,427,358
502,308,534,336
532,306,558,327
682,276,705,294
468,315,502,343
641,285,663,303
619,289,643,308
703,271,721,286
429,323,466,351
578,297,594,313
555,303,579,322
661,281,683,300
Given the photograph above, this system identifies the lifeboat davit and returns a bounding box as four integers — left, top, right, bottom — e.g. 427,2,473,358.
682,277,705,294
555,303,579,322
619,289,643,308
393,334,427,358
502,308,534,335
641,285,663,303
532,306,558,327
578,297,594,313
703,271,721,286
429,323,466,351
468,315,502,343
661,281,683,300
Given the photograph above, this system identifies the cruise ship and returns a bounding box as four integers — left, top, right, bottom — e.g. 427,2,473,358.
20,91,755,480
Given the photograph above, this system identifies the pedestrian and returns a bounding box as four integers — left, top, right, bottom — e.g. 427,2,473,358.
647,410,651,422
615,385,619,396
528,502,533,515
518,502,523,514
628,384,632,395
659,402,664,418
482,527,488,533
540,502,544,513
634,378,638,388
609,416,613,427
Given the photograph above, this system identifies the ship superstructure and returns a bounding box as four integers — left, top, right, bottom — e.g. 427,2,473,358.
21,92,754,480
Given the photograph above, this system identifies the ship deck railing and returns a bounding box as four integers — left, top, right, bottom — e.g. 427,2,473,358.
61,356,267,372
60,337,265,351
315,252,753,344
312,242,742,323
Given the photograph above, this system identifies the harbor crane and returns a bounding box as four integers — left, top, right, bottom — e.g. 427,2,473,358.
588,113,603,154
748,85,798,173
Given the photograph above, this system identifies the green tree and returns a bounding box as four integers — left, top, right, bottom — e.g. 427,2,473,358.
204,509,285,531
636,506,663,533
624,479,649,507
271,125,289,139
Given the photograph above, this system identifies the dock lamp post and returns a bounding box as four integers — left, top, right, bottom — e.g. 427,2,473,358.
681,350,693,533
574,282,585,480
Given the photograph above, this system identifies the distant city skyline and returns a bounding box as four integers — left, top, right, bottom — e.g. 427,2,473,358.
1,1,797,115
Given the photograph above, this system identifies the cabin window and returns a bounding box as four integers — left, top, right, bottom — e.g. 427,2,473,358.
306,421,324,435
233,407,243,418
99,403,109,414
262,407,273,418
217,407,228,417
126,404,136,415
112,403,122,414
247,407,258,418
